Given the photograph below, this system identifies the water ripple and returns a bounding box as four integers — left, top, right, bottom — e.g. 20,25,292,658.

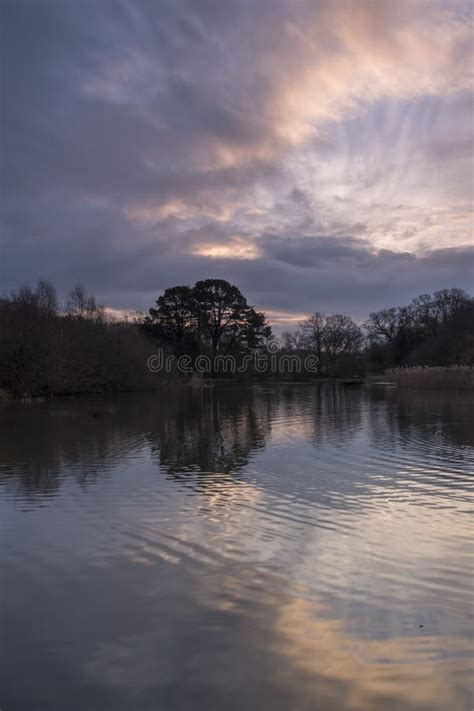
0,386,473,710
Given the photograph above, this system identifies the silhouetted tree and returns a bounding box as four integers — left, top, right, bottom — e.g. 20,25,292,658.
298,312,325,365
144,279,272,370
294,312,363,375
66,284,99,319
144,285,196,355
36,280,59,315
0,280,164,397
365,288,473,369
193,279,268,357
323,314,364,365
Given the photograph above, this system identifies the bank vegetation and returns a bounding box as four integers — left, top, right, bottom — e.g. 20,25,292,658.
0,280,472,398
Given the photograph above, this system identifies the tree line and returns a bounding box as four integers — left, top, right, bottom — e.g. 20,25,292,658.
280,287,473,376
146,281,473,377
0,281,157,398
0,278,472,397
364,288,474,369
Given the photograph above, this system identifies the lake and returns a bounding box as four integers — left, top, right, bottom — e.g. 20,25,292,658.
1,384,473,711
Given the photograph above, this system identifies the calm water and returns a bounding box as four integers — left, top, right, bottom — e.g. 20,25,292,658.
1,385,473,711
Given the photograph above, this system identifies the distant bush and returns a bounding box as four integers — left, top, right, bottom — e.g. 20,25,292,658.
387,366,474,390
0,281,168,398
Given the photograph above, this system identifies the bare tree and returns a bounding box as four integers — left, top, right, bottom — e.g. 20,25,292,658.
298,312,325,364
364,307,402,344
66,284,98,319
36,280,58,316
323,314,363,364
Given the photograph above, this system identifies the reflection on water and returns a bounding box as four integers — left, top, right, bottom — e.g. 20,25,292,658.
0,385,472,710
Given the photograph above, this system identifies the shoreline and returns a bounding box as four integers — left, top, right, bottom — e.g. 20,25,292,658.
4,373,474,404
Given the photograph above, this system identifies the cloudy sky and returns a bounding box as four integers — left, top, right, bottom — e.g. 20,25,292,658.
1,0,473,326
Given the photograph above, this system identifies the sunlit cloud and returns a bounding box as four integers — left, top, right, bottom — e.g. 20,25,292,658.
264,310,309,327
124,200,238,224
191,237,261,261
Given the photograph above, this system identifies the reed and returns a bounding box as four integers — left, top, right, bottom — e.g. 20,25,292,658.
387,366,474,390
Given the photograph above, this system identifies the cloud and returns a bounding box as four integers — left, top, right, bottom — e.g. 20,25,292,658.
1,0,472,324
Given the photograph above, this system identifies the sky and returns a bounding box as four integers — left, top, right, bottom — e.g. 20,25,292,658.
1,0,473,327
